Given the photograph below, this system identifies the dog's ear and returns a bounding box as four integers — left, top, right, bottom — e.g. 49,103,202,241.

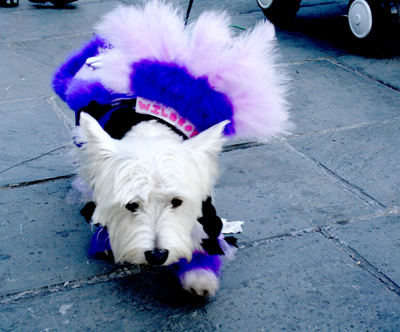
184,120,229,156
76,112,116,157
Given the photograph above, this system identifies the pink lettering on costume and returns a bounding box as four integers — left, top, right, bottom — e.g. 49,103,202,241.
190,129,199,137
136,97,199,138
161,108,169,118
169,113,177,122
138,101,150,110
151,105,161,115
177,118,186,127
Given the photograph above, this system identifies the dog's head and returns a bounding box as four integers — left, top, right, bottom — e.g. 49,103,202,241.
75,112,228,266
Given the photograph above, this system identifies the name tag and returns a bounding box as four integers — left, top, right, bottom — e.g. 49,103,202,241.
136,97,199,138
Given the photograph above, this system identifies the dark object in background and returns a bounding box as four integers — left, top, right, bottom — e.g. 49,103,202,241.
256,0,400,43
28,0,77,6
0,0,19,7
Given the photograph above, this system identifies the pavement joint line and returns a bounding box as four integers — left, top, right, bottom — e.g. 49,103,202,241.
282,140,387,209
319,228,400,297
0,32,93,47
46,96,75,133
6,42,65,68
282,55,342,67
0,226,325,305
0,144,74,177
238,226,321,250
0,174,75,192
222,141,264,152
286,117,400,140
0,266,143,305
328,57,400,92
3,212,400,305
0,141,264,189
326,205,400,229
0,142,265,190
0,95,52,106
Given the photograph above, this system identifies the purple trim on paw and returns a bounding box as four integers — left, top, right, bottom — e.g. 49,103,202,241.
89,227,112,258
173,251,223,278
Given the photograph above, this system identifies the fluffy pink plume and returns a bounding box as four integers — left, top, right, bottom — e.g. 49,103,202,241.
95,0,291,141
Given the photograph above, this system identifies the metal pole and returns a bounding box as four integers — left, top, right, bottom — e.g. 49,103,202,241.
185,0,194,25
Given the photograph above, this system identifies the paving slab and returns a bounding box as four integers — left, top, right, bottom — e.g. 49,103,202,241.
2,233,400,331
275,1,349,63
0,178,116,296
0,144,74,187
0,44,57,101
4,32,94,76
285,59,400,135
331,214,400,286
0,0,122,44
0,99,73,185
288,119,400,207
336,55,400,90
214,142,375,242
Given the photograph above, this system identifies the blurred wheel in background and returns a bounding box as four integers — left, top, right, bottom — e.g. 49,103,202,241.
257,0,302,23
347,0,400,42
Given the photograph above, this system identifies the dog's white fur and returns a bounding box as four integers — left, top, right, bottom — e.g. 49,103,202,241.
180,269,220,297
75,112,228,267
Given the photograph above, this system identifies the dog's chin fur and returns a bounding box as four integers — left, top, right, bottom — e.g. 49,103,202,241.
75,112,228,266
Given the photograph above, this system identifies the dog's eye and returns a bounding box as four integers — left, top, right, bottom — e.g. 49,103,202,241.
126,202,139,212
171,198,182,208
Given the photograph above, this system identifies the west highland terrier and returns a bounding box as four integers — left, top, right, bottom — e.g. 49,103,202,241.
53,0,290,296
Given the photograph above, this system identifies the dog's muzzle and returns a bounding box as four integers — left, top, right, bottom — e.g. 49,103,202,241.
145,249,169,266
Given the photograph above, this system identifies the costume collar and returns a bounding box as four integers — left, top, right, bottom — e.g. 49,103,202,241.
135,97,199,138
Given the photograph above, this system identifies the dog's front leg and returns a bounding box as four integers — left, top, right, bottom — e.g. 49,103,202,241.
173,252,223,297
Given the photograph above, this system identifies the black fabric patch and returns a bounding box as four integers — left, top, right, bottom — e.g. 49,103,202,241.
80,201,96,223
224,236,238,248
77,101,113,126
198,197,225,255
77,99,188,140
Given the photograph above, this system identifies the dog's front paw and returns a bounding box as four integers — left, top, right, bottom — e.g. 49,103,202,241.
180,269,220,297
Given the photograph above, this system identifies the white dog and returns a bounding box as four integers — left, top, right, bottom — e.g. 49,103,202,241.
53,1,290,296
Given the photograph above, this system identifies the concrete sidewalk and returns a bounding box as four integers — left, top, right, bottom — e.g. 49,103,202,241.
1,0,400,330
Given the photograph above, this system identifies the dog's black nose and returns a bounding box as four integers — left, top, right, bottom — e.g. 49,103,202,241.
144,249,169,266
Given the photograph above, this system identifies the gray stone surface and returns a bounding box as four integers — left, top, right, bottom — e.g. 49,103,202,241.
0,1,119,43
215,142,375,241
337,55,400,90
331,214,400,286
288,120,400,207
0,99,73,185
1,0,400,330
0,178,117,296
286,60,400,135
2,234,400,331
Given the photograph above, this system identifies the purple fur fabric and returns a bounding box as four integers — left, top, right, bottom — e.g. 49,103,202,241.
66,79,116,113
130,60,235,135
52,34,106,102
89,227,112,258
52,1,291,140
173,251,223,278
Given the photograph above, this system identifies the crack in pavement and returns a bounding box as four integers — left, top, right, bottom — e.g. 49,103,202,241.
283,140,387,209
0,144,73,177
